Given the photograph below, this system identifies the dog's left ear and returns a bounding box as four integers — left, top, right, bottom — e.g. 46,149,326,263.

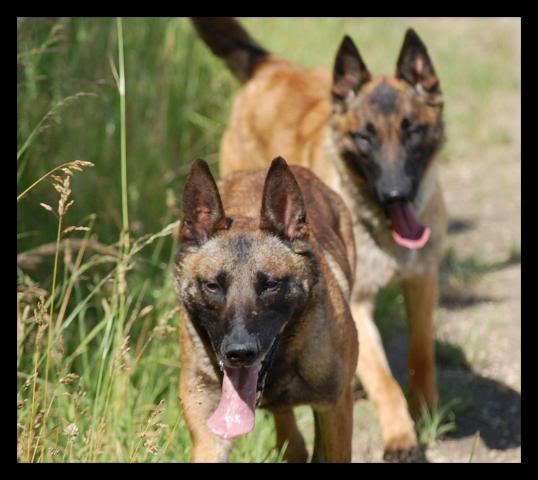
331,35,371,109
180,159,231,246
260,157,308,241
396,29,443,105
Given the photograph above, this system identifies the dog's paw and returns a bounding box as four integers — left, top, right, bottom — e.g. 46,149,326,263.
382,430,425,463
383,445,426,463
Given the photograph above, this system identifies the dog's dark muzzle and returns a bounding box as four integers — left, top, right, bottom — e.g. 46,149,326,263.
222,340,259,367
256,336,280,406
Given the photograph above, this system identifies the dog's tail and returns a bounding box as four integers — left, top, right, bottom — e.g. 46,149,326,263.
190,17,270,83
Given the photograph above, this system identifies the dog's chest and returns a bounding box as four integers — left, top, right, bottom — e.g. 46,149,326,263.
346,196,418,295
258,355,341,410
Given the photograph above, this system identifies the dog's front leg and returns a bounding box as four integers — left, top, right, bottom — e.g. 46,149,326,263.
180,372,233,462
351,298,420,461
179,320,233,463
273,409,309,463
311,386,353,463
401,269,439,420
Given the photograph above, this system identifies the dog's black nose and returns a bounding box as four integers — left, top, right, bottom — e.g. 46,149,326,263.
224,342,258,366
380,189,407,204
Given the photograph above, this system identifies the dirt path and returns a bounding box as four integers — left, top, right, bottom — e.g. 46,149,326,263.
350,86,521,463
427,125,521,462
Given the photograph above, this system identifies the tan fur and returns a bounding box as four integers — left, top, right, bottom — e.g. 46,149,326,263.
220,58,338,189
217,51,447,461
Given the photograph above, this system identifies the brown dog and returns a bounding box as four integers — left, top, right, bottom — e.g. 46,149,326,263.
175,157,358,462
192,18,448,461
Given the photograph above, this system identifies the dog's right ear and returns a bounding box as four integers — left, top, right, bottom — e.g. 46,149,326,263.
260,157,308,241
331,35,371,110
396,29,443,105
180,159,231,246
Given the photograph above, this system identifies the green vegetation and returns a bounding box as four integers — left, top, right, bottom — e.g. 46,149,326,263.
416,400,458,448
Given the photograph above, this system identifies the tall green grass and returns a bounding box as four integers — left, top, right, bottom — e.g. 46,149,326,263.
17,17,520,462
16,17,290,463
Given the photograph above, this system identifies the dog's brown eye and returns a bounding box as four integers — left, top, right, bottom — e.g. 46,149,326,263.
265,280,279,290
352,122,376,147
351,131,372,150
204,282,221,293
402,118,425,144
354,132,370,141
256,272,284,296
259,279,280,295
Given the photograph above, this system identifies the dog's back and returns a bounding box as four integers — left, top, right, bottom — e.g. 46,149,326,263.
191,18,336,184
221,65,336,182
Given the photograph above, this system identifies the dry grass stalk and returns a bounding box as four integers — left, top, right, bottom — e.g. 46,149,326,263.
17,238,118,270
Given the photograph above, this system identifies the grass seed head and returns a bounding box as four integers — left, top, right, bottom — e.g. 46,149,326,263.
63,422,79,440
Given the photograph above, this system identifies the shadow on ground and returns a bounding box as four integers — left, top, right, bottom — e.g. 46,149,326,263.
374,231,520,335
381,336,521,454
447,217,477,235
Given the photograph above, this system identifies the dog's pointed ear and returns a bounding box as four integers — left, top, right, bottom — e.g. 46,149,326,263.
396,29,443,105
260,157,308,241
180,159,231,245
332,35,371,109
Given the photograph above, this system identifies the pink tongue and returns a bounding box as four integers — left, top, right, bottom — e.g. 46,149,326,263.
386,202,431,249
207,364,261,439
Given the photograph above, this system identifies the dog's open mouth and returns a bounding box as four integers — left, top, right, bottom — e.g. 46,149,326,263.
385,201,431,249
207,338,279,439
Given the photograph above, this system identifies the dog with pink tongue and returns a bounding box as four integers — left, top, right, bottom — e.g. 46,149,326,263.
175,157,358,462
